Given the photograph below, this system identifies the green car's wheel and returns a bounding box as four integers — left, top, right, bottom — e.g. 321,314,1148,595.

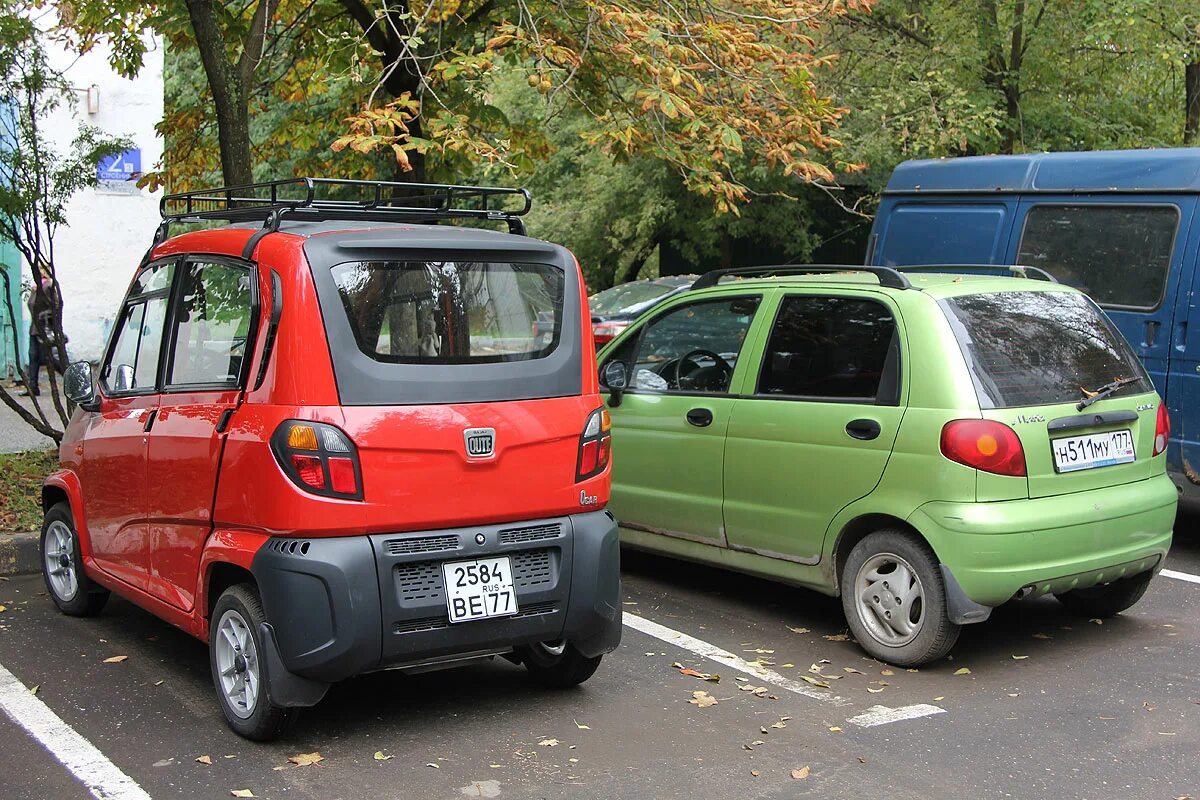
841,530,960,667
1054,571,1153,618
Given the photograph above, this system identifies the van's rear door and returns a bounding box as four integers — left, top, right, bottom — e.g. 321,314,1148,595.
941,289,1160,499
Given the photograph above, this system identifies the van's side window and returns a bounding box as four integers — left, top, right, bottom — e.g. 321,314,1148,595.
1017,205,1178,310
166,261,254,388
102,262,174,394
757,295,899,404
624,297,761,394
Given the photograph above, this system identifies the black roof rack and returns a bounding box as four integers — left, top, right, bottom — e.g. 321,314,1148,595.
153,177,532,245
690,264,912,291
894,264,1059,283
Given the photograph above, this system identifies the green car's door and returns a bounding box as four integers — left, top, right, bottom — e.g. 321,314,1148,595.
723,291,906,563
602,292,767,546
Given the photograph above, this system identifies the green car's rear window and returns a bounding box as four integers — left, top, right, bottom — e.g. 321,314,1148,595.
940,290,1152,409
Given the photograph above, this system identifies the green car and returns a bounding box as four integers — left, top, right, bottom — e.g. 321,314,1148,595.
597,265,1176,666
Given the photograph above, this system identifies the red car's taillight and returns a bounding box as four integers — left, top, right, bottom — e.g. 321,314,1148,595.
1153,403,1170,456
271,420,363,499
576,408,612,481
940,419,1026,477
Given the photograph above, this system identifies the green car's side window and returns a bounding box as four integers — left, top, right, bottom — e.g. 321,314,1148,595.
619,296,761,394
756,295,900,405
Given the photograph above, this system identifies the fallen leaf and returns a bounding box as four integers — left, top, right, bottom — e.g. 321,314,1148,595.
373,751,393,761
843,667,863,674
791,766,811,780
426,763,440,769
288,752,324,767
743,648,775,654
688,690,718,708
867,687,884,693
153,680,164,686
823,633,850,642
673,664,719,682
1012,655,1029,660
196,756,213,765
1090,618,1103,625
751,739,766,746
780,663,795,669
735,676,748,682
933,696,944,701
0,605,6,613
489,764,502,769
1099,716,1115,720
1007,693,1019,697
750,770,760,777
857,757,867,764
800,675,830,689
742,744,754,751
621,601,637,605
828,726,843,733
880,669,894,676
102,656,128,664
1033,633,1053,640
574,719,591,730
786,626,810,634
29,685,39,696
538,739,560,747
954,668,971,675
770,721,787,729
906,668,919,673
231,791,255,798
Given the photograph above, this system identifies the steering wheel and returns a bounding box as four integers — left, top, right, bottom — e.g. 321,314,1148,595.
671,348,733,391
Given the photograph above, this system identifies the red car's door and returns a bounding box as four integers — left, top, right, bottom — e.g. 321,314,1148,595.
146,258,256,611
80,262,174,590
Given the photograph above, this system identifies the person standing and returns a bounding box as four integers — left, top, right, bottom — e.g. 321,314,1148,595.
20,273,62,398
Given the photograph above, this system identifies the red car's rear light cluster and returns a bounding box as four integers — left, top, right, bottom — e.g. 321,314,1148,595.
576,408,612,481
592,321,630,346
272,420,364,499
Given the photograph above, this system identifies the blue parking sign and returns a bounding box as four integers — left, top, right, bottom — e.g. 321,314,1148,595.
97,149,141,181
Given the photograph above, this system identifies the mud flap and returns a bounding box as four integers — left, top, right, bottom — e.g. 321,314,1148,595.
939,564,992,625
258,623,330,708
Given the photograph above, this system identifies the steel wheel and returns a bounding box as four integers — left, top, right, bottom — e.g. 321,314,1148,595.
214,609,261,720
43,520,79,602
854,552,926,647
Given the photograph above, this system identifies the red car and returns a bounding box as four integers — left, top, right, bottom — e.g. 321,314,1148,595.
44,178,621,740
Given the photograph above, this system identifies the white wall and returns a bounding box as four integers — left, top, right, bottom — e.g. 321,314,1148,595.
33,29,164,362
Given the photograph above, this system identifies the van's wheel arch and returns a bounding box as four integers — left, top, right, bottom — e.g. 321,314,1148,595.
840,529,960,667
209,583,298,741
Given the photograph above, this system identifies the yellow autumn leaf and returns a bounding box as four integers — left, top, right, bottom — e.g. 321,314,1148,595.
373,751,393,761
954,667,972,675
688,690,718,708
287,752,324,767
791,766,811,779
230,791,255,798
196,755,213,765
103,656,128,664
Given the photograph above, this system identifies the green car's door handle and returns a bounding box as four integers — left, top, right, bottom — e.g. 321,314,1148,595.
846,418,881,441
686,408,714,427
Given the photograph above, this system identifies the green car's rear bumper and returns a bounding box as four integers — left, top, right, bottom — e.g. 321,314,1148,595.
909,474,1176,608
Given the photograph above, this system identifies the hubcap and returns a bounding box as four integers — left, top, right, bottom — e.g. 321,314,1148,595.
44,521,78,602
854,552,925,647
214,609,260,719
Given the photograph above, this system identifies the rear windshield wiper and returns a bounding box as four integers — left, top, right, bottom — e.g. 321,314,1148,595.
1077,377,1140,411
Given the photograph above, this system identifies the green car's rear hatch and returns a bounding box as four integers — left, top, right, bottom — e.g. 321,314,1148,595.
940,289,1158,499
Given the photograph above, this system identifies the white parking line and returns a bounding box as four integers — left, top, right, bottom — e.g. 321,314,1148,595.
0,662,152,800
846,704,947,728
1162,568,1200,586
623,613,851,706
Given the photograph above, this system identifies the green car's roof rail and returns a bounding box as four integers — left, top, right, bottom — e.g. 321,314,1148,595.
895,264,1059,283
691,264,912,291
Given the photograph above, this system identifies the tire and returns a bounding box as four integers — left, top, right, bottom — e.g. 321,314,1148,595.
209,584,297,741
840,530,960,667
519,641,602,688
1054,571,1153,618
40,502,109,617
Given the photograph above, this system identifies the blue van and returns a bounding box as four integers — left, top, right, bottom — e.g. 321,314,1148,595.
867,147,1200,504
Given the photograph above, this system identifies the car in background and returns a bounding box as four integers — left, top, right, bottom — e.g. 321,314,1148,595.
597,264,1175,666
588,276,697,347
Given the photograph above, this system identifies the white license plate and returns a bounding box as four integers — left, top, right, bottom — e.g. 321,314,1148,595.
442,556,518,623
1051,429,1136,473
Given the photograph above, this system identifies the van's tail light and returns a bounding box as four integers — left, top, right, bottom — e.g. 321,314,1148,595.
940,419,1026,477
1153,404,1170,456
576,407,612,481
272,421,364,499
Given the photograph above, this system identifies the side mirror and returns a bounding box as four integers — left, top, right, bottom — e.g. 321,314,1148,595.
112,364,134,393
64,361,99,411
602,361,628,407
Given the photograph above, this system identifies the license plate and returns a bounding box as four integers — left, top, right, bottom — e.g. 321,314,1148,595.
1051,429,1136,473
442,556,518,623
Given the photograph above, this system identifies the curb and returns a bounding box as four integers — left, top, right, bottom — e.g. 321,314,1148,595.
0,531,40,577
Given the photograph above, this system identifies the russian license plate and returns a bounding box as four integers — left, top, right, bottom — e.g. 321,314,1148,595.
442,556,518,623
1051,429,1136,473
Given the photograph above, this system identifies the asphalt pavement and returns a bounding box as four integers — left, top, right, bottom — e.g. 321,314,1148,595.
0,519,1197,800
0,382,63,453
